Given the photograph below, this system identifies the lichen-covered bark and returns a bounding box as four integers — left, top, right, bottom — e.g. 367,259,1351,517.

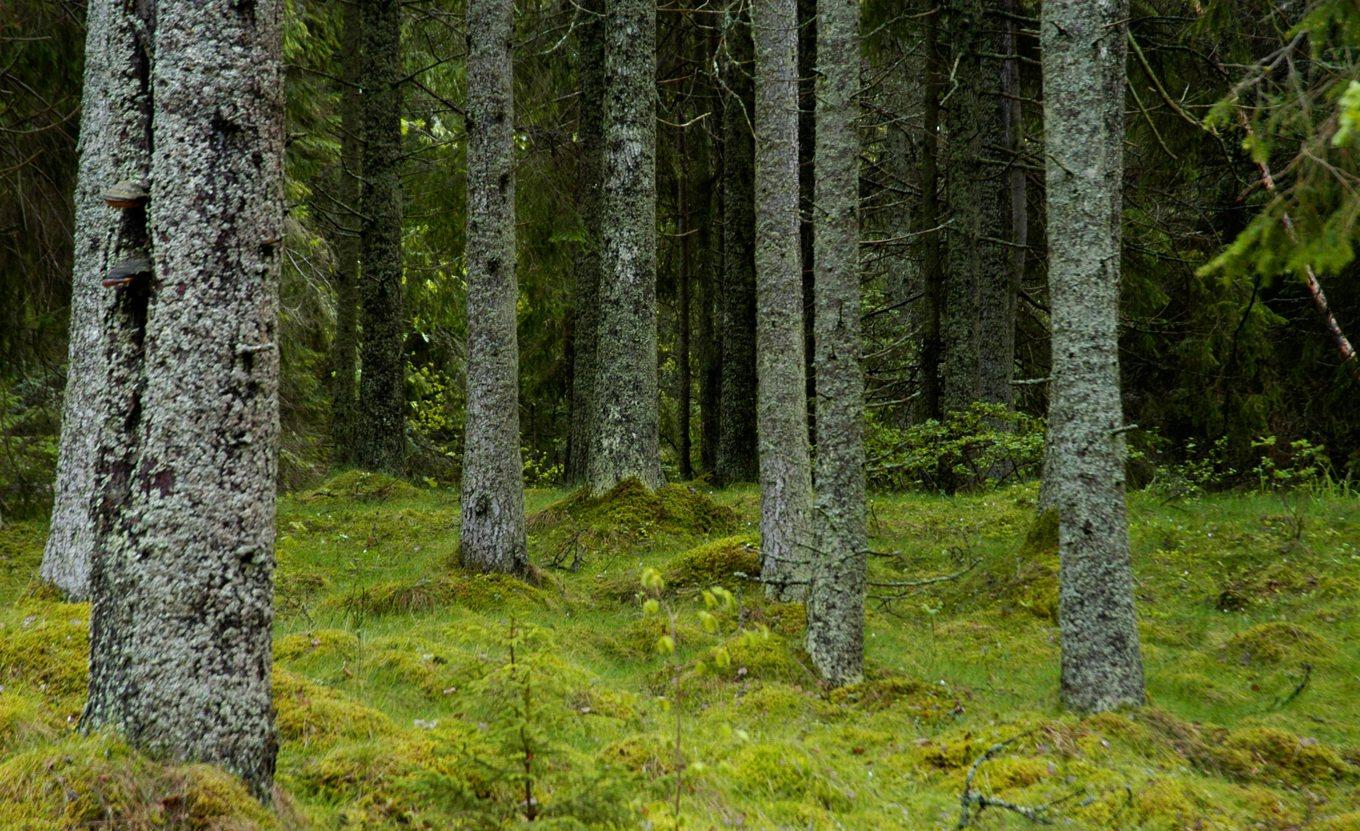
567,0,604,486
716,12,759,486
355,0,406,474
806,0,866,687
83,0,284,797
588,0,662,493
753,0,813,601
329,0,363,466
460,0,527,574
798,0,818,445
1043,0,1145,713
41,0,153,600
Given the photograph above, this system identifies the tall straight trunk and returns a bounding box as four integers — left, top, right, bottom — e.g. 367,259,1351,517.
40,0,153,599
330,0,363,466
676,129,695,481
916,0,944,422
940,0,984,412
976,2,1020,407
589,0,662,493
798,0,818,448
461,0,527,574
806,0,865,687
355,0,406,474
83,0,284,797
753,0,814,601
716,11,759,485
698,170,722,475
1043,0,1145,713
567,0,605,486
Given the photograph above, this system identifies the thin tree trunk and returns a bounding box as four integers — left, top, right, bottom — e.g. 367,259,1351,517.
40,0,153,599
698,171,722,476
677,128,694,481
567,0,605,486
83,0,284,797
461,0,527,574
330,0,363,466
716,10,760,485
754,0,814,601
916,0,944,423
355,0,407,474
1043,0,1145,713
589,0,663,493
806,0,866,687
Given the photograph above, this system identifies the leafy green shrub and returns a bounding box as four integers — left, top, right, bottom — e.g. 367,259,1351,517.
865,403,1043,491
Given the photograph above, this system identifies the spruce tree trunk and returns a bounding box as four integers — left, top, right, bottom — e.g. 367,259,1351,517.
916,0,944,422
567,0,604,486
355,0,407,474
1043,0,1145,713
330,0,363,466
83,0,284,797
753,0,814,600
698,169,721,476
798,0,818,447
41,0,152,599
461,0,527,574
676,129,695,482
588,0,662,493
806,0,866,687
716,11,759,486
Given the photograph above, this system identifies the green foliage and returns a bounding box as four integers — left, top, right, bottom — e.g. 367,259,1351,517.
865,403,1044,491
0,376,59,521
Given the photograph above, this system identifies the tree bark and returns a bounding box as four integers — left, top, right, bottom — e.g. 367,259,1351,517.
83,0,284,797
355,0,407,474
1043,0,1145,713
698,167,722,476
806,0,866,687
567,0,605,486
461,0,528,574
588,0,663,493
753,0,814,600
916,0,944,422
798,0,818,447
677,128,695,481
330,0,363,466
40,0,153,599
716,10,760,485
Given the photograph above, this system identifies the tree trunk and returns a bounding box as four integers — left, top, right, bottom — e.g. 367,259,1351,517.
567,0,605,486
716,10,759,486
698,169,721,476
798,0,818,448
330,0,363,466
1043,0,1145,713
40,0,153,599
806,0,866,687
355,0,406,475
677,129,695,481
83,0,284,797
589,0,662,493
916,0,944,423
461,0,527,574
753,0,814,601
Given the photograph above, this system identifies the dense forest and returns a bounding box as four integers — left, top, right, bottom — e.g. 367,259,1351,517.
0,0,1358,828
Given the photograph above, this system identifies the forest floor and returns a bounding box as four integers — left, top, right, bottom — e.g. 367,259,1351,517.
1,473,1359,829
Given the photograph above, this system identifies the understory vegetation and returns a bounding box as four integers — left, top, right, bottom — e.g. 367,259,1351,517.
2,474,1357,829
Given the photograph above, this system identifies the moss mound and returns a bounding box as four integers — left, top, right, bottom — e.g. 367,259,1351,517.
0,600,89,698
334,571,550,617
0,733,277,830
528,479,738,560
1138,708,1355,785
826,675,964,722
1219,621,1330,666
662,534,759,590
301,470,419,503
274,628,360,663
272,670,395,746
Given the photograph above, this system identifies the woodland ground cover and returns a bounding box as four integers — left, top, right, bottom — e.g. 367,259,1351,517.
1,474,1358,829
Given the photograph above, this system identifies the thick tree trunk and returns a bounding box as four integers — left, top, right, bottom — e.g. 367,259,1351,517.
716,11,759,485
40,0,153,599
355,0,407,474
588,0,662,493
567,0,605,486
798,0,818,447
753,0,814,601
330,0,363,466
83,0,284,797
806,0,866,687
461,0,528,574
1043,0,1145,713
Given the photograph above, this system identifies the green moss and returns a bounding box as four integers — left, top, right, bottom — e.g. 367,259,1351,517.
272,669,395,746
1021,508,1059,557
1318,812,1360,831
333,571,550,617
301,470,419,503
1221,726,1353,785
661,534,759,590
1219,621,1330,666
721,629,811,684
0,692,57,751
0,600,88,698
826,675,963,722
274,628,359,662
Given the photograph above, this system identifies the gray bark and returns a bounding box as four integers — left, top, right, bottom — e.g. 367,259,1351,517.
355,0,407,474
588,0,662,493
41,0,153,599
716,11,759,486
83,0,284,797
1043,0,1145,713
330,0,363,466
567,0,604,486
753,0,813,601
798,0,817,447
461,0,527,574
805,0,866,687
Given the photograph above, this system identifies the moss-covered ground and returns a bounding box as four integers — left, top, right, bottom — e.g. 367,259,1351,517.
1,478,1358,828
